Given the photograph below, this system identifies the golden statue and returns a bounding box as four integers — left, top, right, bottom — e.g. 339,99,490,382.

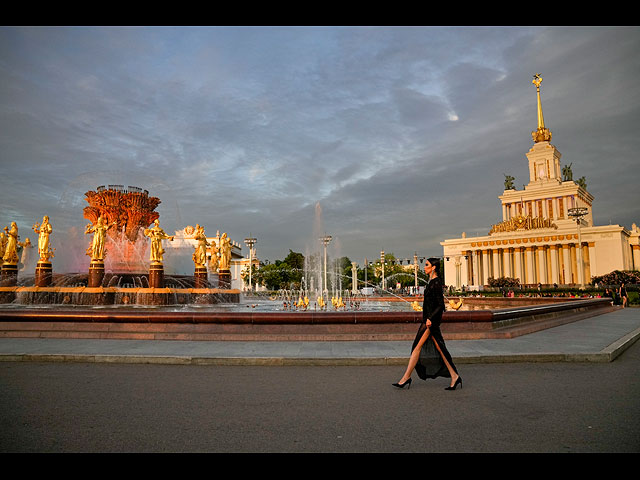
218,232,231,271
0,232,7,261
143,219,174,264
448,298,463,311
3,222,19,265
317,296,326,309
85,215,116,261
191,224,210,268
209,241,219,273
32,215,55,262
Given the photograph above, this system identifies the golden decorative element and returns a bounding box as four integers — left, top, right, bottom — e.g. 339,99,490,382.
411,301,422,312
2,222,19,265
32,215,55,262
143,219,174,264
218,232,231,271
85,215,117,261
0,232,7,261
209,240,219,273
191,224,210,268
317,296,326,309
83,186,161,243
448,298,463,310
531,73,552,143
489,214,557,235
297,296,310,310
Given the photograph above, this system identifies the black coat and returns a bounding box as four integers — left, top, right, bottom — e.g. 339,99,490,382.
422,276,445,328
412,275,457,380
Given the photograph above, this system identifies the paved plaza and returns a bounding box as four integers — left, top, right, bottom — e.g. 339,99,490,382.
0,307,638,365
1,307,639,453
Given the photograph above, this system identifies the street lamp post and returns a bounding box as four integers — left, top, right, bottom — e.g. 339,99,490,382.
413,252,418,293
364,258,368,288
568,207,588,288
244,236,257,292
380,250,386,291
320,234,332,297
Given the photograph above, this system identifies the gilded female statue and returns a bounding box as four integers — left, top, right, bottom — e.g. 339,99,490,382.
218,232,231,270
209,241,219,272
143,219,174,263
0,232,7,261
33,215,54,262
85,215,116,261
192,224,210,268
3,222,19,264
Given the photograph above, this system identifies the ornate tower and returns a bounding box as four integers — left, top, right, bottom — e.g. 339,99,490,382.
526,74,562,185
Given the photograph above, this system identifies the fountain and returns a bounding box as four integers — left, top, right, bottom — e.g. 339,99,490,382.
0,193,615,342
0,185,241,307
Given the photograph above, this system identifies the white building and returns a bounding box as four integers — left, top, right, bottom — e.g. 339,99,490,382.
164,227,259,290
441,75,639,289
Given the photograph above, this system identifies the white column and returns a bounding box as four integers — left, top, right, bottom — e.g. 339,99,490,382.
538,246,548,285
492,249,501,279
503,248,512,278
525,247,534,285
562,244,571,285
550,245,560,285
514,247,523,284
472,250,480,286
482,250,489,286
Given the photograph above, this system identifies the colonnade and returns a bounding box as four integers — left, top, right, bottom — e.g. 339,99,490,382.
452,237,595,288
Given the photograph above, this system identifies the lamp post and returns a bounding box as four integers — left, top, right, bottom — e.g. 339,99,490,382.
364,257,368,288
413,252,419,293
320,234,332,297
568,207,588,288
380,250,386,291
244,235,257,292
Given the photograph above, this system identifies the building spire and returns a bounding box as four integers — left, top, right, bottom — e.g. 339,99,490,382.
531,73,552,143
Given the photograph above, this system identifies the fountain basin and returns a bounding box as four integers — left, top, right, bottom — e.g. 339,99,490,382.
0,286,241,306
0,298,614,341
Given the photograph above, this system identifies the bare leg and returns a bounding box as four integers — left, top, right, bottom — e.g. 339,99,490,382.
431,337,459,387
397,327,430,383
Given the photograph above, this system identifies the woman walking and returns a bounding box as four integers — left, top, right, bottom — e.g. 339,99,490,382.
393,257,461,390
619,283,628,308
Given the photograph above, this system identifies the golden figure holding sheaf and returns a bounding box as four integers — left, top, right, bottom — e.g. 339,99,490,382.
33,215,55,262
191,224,210,268
85,215,117,261
143,219,174,264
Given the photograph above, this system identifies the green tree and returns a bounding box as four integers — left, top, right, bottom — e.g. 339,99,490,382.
283,250,305,270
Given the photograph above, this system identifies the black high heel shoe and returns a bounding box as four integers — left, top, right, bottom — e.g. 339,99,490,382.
445,376,462,390
392,378,412,389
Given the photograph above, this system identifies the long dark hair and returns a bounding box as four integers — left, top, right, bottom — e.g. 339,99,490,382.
427,257,440,275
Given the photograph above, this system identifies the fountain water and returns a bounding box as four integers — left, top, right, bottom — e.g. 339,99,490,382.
0,185,240,307
0,190,613,343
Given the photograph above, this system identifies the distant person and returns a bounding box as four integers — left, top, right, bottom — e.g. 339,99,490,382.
393,257,461,391
619,283,628,308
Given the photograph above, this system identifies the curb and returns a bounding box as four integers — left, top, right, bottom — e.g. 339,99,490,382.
2,324,638,366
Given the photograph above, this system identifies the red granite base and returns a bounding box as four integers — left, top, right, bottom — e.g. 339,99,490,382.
0,298,615,341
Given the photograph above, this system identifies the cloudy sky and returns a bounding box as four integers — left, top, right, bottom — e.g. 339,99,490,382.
1,26,639,272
